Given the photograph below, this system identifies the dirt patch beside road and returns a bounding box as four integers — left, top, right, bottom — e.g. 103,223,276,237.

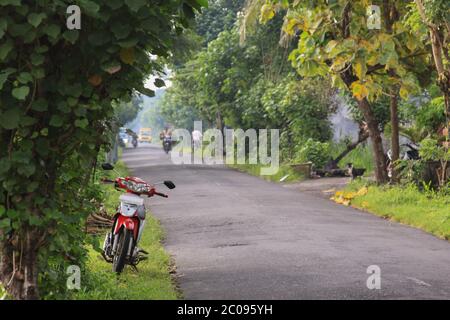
282,177,351,200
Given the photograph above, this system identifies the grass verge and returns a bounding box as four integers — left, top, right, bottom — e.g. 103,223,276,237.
228,163,305,183
73,160,178,300
338,180,450,240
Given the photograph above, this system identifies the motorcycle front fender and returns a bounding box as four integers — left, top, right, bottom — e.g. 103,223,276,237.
113,215,139,241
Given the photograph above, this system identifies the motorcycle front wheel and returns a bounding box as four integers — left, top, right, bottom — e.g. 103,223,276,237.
112,228,132,274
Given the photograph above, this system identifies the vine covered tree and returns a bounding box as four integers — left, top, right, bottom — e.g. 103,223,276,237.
0,0,206,299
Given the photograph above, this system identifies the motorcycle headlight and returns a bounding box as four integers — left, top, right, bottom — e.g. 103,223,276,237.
120,202,138,217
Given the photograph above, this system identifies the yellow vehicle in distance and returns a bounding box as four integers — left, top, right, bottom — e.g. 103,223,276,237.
138,128,152,143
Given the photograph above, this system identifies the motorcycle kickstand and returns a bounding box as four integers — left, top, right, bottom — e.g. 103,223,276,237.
130,264,139,273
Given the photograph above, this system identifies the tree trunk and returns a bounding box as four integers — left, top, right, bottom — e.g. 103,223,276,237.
216,110,224,133
429,29,450,132
390,90,400,183
341,70,388,183
358,98,388,183
0,226,44,300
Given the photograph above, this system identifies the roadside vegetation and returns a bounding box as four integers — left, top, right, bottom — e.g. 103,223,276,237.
335,179,450,240
79,161,177,300
0,0,206,300
75,215,177,299
156,0,449,239
157,0,447,184
330,143,374,176
1,0,449,300
45,160,177,300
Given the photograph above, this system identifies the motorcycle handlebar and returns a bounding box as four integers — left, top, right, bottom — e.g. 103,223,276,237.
153,191,168,198
100,178,115,184
102,177,170,198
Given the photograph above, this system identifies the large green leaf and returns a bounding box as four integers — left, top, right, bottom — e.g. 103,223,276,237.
125,0,147,12
21,116,37,126
0,68,15,89
79,0,100,15
31,98,48,112
0,40,13,60
12,85,30,100
0,218,11,233
75,118,89,128
31,67,45,79
17,72,33,84
0,108,20,129
43,24,61,39
63,30,79,44
30,52,44,66
27,12,46,28
49,115,63,127
17,163,35,177
111,23,132,40
35,45,48,54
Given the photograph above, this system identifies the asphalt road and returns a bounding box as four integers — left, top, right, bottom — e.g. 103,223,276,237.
122,144,450,299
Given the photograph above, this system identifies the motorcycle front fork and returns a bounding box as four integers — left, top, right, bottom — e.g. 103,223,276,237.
104,218,146,258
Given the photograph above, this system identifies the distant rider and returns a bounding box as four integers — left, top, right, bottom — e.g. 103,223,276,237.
160,126,172,140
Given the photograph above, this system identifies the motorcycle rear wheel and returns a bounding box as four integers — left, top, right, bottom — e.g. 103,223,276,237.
112,228,132,274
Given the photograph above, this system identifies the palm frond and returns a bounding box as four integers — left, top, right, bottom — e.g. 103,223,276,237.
239,0,265,46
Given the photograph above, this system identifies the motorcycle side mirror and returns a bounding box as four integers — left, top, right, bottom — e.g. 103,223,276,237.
101,163,115,171
164,181,176,189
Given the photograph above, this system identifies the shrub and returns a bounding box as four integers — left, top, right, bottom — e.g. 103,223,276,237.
419,138,450,187
294,139,331,168
417,97,446,133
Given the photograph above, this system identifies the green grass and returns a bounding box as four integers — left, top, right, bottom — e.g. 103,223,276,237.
228,163,305,183
342,180,450,240
73,160,178,300
0,283,6,300
331,142,374,175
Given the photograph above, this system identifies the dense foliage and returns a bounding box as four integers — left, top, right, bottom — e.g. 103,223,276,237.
195,0,244,44
161,9,335,162
114,95,143,127
0,0,205,299
1,0,448,300
161,0,448,185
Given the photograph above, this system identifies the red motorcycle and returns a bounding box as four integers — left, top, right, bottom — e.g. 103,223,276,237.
100,163,175,273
